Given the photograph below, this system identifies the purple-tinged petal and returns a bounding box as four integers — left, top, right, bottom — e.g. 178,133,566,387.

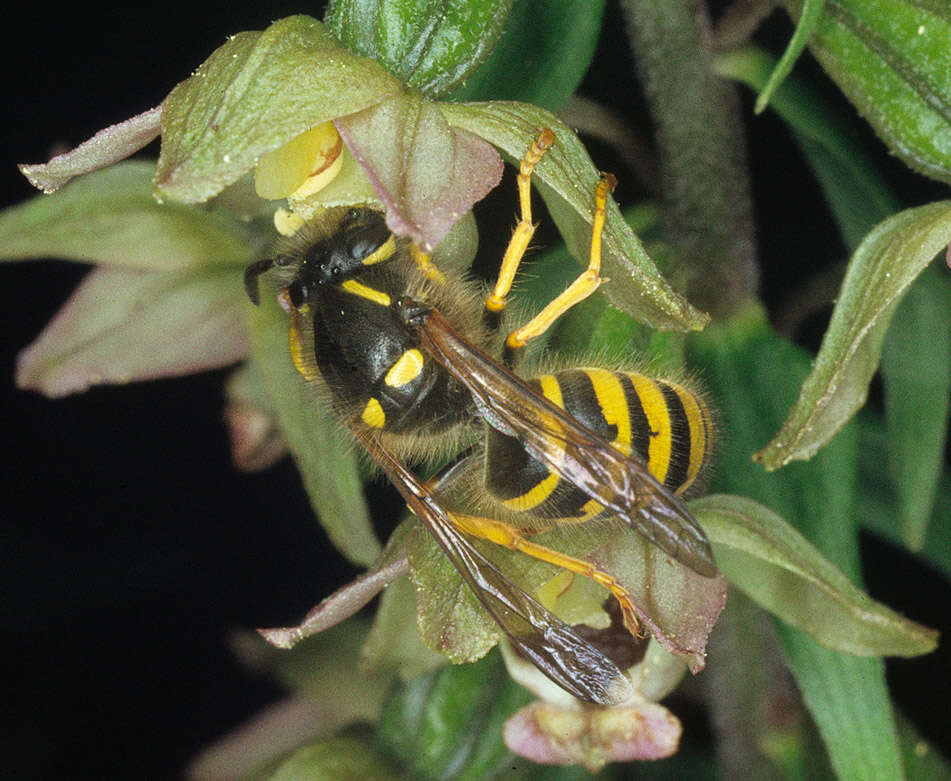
223,365,287,472
223,400,287,472
258,556,410,649
336,93,503,251
19,107,161,193
504,700,681,770
585,530,728,673
16,265,248,397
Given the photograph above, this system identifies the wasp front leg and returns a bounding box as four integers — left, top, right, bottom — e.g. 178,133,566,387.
504,172,617,362
484,128,556,339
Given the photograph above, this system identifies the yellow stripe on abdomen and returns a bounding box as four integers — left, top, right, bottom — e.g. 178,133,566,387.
626,374,672,485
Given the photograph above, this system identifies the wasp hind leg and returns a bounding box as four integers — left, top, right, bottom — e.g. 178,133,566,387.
449,511,643,639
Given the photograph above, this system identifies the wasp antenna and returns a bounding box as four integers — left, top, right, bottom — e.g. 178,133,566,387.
243,257,277,305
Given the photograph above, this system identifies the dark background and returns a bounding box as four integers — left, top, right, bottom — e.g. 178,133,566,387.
2,1,949,778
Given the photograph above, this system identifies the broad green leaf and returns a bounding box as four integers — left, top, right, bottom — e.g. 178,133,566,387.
448,0,606,110
0,162,258,271
715,46,898,249
335,92,502,251
378,650,531,781
783,0,951,184
881,261,951,550
688,305,906,781
439,100,709,331
16,265,248,397
858,412,951,580
19,107,161,193
269,736,401,781
777,629,904,781
156,16,402,203
246,290,378,567
755,0,824,113
756,202,951,469
692,494,938,656
325,0,515,98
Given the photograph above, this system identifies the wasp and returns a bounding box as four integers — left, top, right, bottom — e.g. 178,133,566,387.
245,129,716,706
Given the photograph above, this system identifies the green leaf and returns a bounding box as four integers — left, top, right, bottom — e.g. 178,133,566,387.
247,289,379,567
715,46,898,250
881,261,951,550
755,0,824,113
692,494,938,656
0,162,257,271
325,0,515,98
756,202,951,469
448,0,606,110
858,413,951,580
777,629,904,781
438,100,709,331
783,0,951,184
269,736,401,780
17,265,249,397
688,305,908,780
156,15,402,203
378,650,532,780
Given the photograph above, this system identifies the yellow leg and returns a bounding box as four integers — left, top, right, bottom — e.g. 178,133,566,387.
411,244,447,284
451,511,642,638
485,128,556,315
506,172,617,352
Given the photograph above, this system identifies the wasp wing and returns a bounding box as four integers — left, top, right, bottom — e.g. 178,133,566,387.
413,306,717,578
356,429,634,706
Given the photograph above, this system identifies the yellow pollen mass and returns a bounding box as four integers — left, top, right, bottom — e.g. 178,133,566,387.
254,121,344,200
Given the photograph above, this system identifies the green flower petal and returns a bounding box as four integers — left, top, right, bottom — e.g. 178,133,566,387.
19,107,161,194
156,15,402,203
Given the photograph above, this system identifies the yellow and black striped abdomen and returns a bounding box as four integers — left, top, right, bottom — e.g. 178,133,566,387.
484,367,713,519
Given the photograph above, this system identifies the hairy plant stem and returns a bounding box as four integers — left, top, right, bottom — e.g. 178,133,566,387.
620,0,758,318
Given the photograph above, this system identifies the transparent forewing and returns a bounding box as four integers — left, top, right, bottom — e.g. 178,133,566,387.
414,307,717,578
356,429,634,706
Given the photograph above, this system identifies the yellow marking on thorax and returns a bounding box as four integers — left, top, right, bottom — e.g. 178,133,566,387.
385,349,425,388
341,279,391,306
361,397,386,428
362,235,396,266
627,374,672,484
288,307,319,381
585,369,631,454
